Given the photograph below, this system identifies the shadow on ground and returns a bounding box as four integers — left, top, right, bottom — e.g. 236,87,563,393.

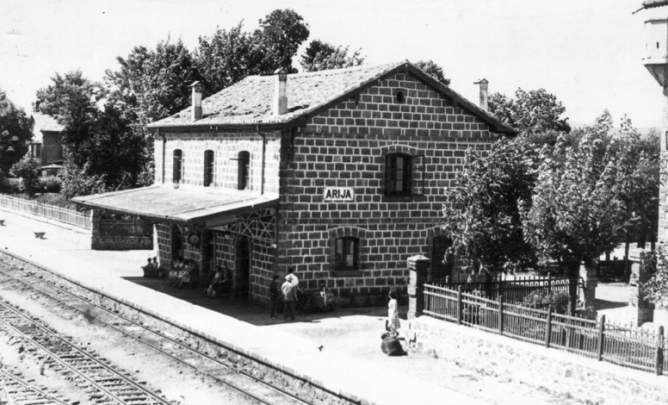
123,276,389,326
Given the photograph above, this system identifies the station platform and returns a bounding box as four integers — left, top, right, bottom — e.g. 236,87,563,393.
0,208,484,405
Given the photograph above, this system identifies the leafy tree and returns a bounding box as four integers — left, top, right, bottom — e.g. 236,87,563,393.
196,22,264,95
300,39,365,72
521,133,643,313
488,88,571,135
415,60,450,85
442,137,537,277
254,9,310,72
37,70,146,191
0,90,34,172
106,39,199,185
59,160,106,200
10,155,40,196
36,70,106,168
197,9,309,95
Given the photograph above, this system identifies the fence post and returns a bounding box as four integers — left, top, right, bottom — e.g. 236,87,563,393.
597,315,606,361
547,273,552,294
406,255,430,320
657,326,664,375
545,305,552,348
457,286,463,325
498,294,504,335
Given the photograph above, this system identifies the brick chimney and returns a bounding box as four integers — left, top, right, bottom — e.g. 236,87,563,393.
474,79,489,112
191,81,202,121
273,68,288,116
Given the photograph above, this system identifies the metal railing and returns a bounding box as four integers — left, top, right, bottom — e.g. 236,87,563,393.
0,194,91,230
424,283,667,375
430,275,574,304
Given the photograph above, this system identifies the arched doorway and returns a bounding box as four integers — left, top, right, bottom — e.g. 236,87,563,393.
235,236,251,300
431,235,454,282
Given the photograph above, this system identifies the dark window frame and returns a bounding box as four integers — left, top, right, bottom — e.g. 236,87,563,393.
203,150,214,187
384,153,412,197
334,236,359,272
237,151,250,190
173,149,183,183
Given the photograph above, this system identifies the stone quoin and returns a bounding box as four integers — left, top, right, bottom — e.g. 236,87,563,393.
72,61,516,304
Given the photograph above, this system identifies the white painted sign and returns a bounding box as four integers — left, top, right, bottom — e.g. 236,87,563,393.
323,187,355,202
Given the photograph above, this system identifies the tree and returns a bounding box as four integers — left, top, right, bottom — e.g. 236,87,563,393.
442,137,537,277
37,70,146,191
196,22,264,95
36,70,105,168
106,39,199,185
10,155,40,196
415,60,450,85
254,9,310,72
0,90,34,172
521,133,642,314
59,160,106,200
300,40,365,72
197,9,310,95
488,88,571,135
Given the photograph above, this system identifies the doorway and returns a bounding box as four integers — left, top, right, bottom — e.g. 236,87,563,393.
201,230,215,283
431,235,454,282
235,236,251,300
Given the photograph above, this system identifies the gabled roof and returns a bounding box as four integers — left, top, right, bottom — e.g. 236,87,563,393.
148,61,516,135
31,112,64,143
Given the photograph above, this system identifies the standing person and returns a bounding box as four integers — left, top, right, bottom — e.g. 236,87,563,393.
141,258,153,278
282,275,298,321
269,274,280,319
286,267,299,286
387,290,400,333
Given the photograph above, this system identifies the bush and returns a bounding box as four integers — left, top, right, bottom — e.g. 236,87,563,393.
522,290,571,314
38,176,61,193
10,156,40,196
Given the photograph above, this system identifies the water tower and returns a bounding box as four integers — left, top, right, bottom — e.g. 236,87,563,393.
639,0,668,244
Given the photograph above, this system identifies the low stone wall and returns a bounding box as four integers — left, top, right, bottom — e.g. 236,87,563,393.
91,212,153,250
412,316,668,405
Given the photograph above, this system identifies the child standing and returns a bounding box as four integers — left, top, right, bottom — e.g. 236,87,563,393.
387,290,400,332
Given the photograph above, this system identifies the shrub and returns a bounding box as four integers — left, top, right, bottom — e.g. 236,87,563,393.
10,156,40,196
522,290,571,314
38,176,62,193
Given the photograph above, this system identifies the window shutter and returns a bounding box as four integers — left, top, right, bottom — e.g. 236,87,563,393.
412,154,425,196
384,155,392,196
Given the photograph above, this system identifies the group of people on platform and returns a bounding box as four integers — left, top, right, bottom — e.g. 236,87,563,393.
269,268,337,321
141,257,161,278
141,256,198,289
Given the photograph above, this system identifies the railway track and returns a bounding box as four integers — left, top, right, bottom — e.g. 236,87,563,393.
0,300,170,405
0,368,70,405
0,262,319,405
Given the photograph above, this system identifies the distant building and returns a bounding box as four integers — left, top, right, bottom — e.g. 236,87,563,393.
74,62,516,303
29,112,64,176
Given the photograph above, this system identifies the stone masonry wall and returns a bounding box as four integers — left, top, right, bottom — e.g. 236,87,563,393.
413,316,668,404
154,129,281,194
278,71,504,299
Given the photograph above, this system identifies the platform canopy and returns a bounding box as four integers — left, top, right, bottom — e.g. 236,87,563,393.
72,185,279,227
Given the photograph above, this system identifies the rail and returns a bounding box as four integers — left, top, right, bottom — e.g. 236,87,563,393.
0,194,90,230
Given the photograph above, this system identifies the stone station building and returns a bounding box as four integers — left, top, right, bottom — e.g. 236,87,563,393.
74,61,516,303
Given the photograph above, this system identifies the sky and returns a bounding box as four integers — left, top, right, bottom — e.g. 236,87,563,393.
0,0,664,128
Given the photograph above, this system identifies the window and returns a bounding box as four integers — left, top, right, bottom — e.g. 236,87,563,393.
384,152,425,197
237,151,250,190
335,237,359,271
173,149,183,183
395,90,405,103
203,150,214,187
385,153,412,196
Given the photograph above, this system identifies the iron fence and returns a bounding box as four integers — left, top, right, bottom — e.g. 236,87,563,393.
424,283,666,375
0,194,91,230
431,275,573,304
